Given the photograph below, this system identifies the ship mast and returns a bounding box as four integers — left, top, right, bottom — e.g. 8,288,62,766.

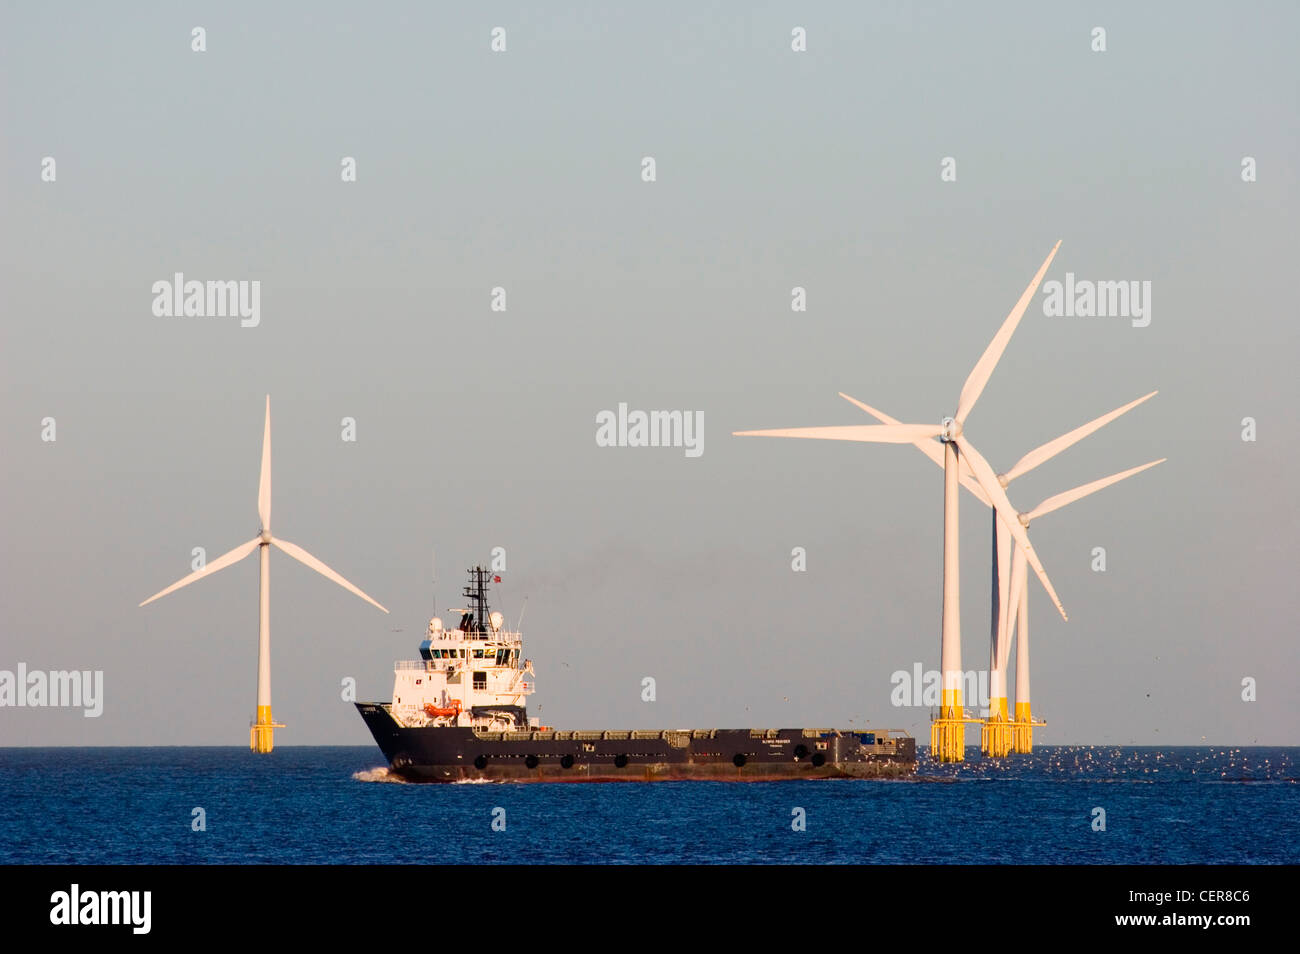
463,565,491,636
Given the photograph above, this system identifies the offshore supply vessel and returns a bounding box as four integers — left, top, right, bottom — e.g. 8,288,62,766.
355,567,915,782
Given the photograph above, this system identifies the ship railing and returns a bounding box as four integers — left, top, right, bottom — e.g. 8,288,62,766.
460,725,912,743
468,728,727,743
774,727,914,744
427,630,521,642
394,659,527,672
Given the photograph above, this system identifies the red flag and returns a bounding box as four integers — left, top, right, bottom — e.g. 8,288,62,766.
493,575,501,583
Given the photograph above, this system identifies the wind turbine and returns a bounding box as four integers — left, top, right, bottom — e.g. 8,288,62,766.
1002,459,1164,753
841,389,1160,754
140,396,389,753
734,242,1065,762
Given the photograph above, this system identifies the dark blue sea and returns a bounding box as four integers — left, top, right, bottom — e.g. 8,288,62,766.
1,746,1295,864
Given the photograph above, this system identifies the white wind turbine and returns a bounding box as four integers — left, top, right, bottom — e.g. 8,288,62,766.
734,242,1066,762
1001,458,1164,753
840,389,1161,754
140,396,389,752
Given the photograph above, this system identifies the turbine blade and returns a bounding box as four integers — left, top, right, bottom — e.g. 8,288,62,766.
837,392,904,426
954,241,1062,424
839,392,992,506
732,423,943,443
271,538,389,613
1026,458,1166,523
955,436,1068,621
1003,391,1158,484
139,537,261,607
258,395,272,531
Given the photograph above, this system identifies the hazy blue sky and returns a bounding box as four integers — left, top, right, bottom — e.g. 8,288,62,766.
2,2,1296,747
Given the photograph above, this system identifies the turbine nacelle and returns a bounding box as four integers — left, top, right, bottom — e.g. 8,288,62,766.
940,417,962,442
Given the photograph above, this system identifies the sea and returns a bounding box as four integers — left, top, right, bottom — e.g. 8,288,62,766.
1,746,1295,865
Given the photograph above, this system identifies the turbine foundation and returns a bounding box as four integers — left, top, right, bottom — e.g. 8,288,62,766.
250,705,285,753
981,697,1013,757
1010,702,1043,753
931,688,968,762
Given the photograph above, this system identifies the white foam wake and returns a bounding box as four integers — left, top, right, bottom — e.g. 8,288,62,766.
352,766,406,783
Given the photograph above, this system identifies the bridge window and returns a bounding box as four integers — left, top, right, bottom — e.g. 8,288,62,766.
473,672,487,690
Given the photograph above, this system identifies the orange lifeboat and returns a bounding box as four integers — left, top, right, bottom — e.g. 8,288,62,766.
423,700,462,719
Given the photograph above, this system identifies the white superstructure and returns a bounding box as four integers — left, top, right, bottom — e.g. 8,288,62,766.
389,569,537,732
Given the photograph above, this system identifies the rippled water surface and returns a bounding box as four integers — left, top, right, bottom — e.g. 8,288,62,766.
1,746,1295,863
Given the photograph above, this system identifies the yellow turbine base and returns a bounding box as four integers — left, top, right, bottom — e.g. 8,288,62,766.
930,690,968,762
981,699,1013,757
1010,702,1044,754
250,706,285,754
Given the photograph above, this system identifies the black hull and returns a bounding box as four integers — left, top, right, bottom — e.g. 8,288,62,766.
355,703,916,782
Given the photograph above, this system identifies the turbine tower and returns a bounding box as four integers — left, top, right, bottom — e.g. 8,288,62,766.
734,243,1066,762
140,396,389,752
841,390,1159,755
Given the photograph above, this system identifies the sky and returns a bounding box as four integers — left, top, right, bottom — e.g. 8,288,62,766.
1,2,1297,747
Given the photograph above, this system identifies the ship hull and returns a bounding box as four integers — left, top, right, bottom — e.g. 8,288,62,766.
355,703,916,782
